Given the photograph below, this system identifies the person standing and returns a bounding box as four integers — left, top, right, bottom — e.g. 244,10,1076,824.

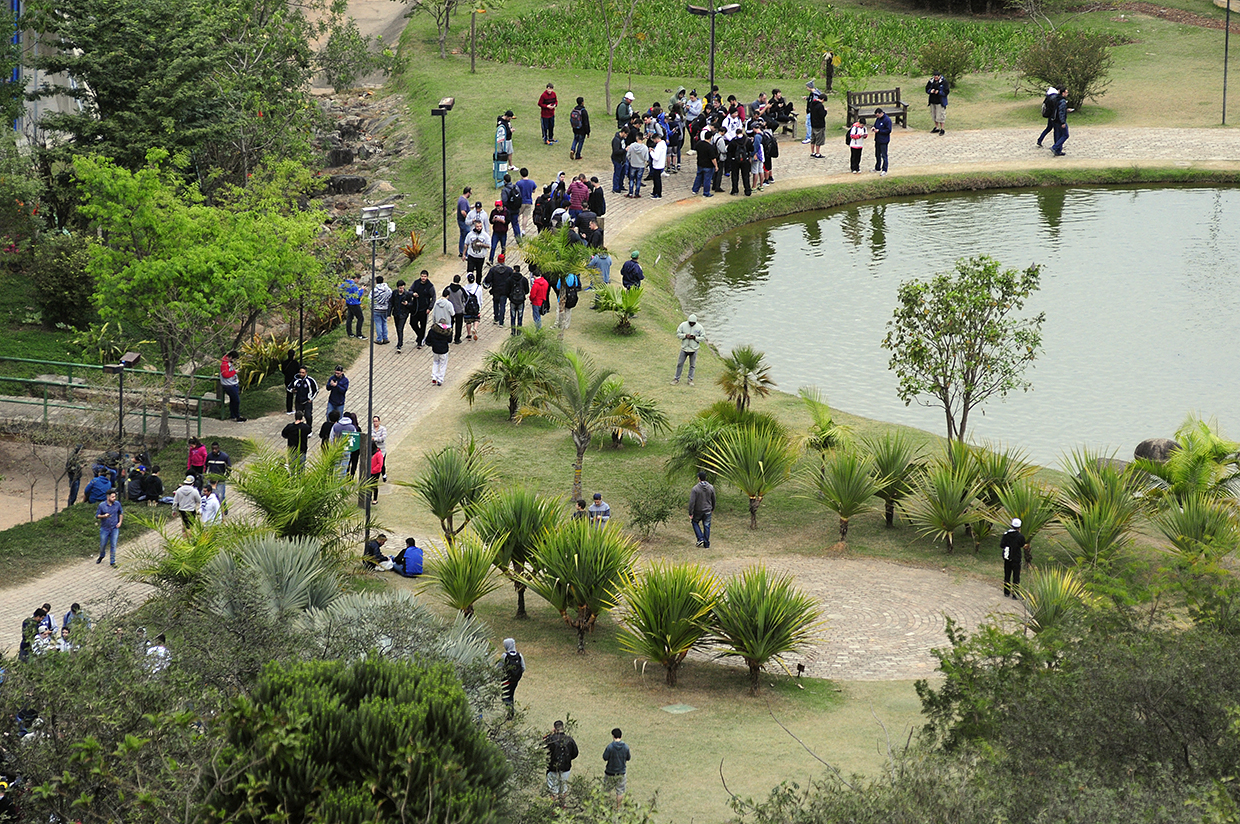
567,173,590,219
569,97,590,160
1000,518,1030,597
648,132,667,199
463,273,484,342
1036,87,1059,147
672,314,704,385
289,365,318,425
587,177,607,231
589,249,612,285
689,470,716,548
587,492,611,527
556,270,581,330
847,117,868,174
200,481,222,525
371,275,393,344
427,321,452,386
220,350,246,422
508,265,529,334
432,286,455,329
925,72,949,135
496,110,516,169
1050,89,1070,156
392,279,415,353
625,137,648,198
464,218,491,280
489,200,510,263
457,186,473,258
621,250,644,290
516,168,539,235
501,637,526,717
341,277,366,339
410,270,436,349
807,91,827,159
538,82,558,144
95,488,123,566
484,255,513,327
615,90,635,128
66,444,83,506
325,366,349,418
372,414,389,481
610,125,629,194
544,720,579,805
282,411,312,467
872,108,892,176
173,475,201,537
603,728,631,809
187,437,208,485
529,269,550,331
692,128,718,197
280,349,299,414
204,442,231,503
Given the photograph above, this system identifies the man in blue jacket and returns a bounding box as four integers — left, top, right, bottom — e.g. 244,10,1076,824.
872,108,892,176
84,468,112,503
341,277,366,339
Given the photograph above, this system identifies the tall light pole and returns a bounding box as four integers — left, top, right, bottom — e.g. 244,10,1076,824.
355,204,395,551
686,3,741,101
103,352,141,449
431,97,455,256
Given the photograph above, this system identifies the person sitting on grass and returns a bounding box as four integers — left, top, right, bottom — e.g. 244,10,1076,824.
363,533,391,569
392,537,424,578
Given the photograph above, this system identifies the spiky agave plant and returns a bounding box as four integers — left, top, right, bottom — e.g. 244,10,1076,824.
702,425,799,530
901,460,980,554
619,561,720,686
802,448,880,544
471,486,564,618
863,429,925,528
418,530,502,618
1018,566,1095,633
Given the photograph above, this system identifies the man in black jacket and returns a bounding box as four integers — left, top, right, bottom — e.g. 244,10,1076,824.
586,177,606,231
544,720,579,805
507,265,529,334
1000,518,1030,597
392,279,417,353
408,269,436,349
288,366,318,426
611,126,628,194
483,254,514,326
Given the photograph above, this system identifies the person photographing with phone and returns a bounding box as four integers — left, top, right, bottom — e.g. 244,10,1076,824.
672,314,705,386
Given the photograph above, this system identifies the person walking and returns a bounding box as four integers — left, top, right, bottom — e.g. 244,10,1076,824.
508,265,529,334
372,414,388,481
569,97,590,160
488,200,510,263
484,255,513,327
1000,517,1030,597
464,218,491,280
689,470,716,548
672,314,704,385
501,637,526,717
289,366,318,426
1050,89,1070,156
392,279,413,353
925,72,949,135
847,117,867,174
325,366,349,418
872,108,892,176
544,720,579,805
95,488,123,566
173,475,201,537
1036,86,1059,147
426,321,452,386
529,269,550,331
457,186,473,258
220,350,246,422
371,275,393,344
204,441,231,503
448,275,467,344
602,728,632,809
341,276,366,339
538,82,558,145
410,269,436,349
463,273,484,341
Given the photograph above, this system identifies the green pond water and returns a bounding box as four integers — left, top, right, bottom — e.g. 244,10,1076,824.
674,186,1240,466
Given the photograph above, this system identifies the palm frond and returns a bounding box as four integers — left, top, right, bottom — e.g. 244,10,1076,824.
419,531,502,617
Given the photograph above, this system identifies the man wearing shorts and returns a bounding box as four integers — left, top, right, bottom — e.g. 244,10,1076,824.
807,91,827,159
603,727,631,808
544,720,578,805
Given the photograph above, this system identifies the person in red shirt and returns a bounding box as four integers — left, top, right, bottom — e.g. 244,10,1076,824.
528,270,550,331
220,350,246,422
538,83,559,145
186,437,208,487
369,441,384,503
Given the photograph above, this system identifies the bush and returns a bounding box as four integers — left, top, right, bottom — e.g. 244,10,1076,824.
622,474,683,538
917,39,974,87
1017,29,1115,108
31,233,94,329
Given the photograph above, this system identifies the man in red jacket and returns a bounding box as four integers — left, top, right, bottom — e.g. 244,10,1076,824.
538,83,558,145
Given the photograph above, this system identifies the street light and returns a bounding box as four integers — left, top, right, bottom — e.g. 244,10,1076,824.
431,97,455,256
102,351,142,448
686,3,741,101
355,204,396,550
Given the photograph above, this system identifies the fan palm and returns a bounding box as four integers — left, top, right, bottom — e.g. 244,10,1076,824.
802,449,880,543
1151,493,1240,562
419,531,503,618
471,487,564,619
130,516,264,594
711,564,825,695
718,345,776,412
901,461,981,554
401,432,497,545
798,386,851,453
520,518,638,652
863,430,924,527
517,349,645,501
593,284,643,332
204,535,346,621
618,561,721,686
462,348,556,420
1133,414,1240,505
702,425,800,529
1019,566,1095,633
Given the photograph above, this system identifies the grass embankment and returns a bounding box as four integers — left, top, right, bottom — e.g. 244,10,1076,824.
0,436,251,586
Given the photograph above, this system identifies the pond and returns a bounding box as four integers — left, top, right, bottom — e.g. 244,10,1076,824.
673,186,1240,467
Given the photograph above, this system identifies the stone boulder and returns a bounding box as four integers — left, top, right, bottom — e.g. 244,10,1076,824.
327,147,355,167
327,175,367,195
338,115,363,138
1134,438,1180,463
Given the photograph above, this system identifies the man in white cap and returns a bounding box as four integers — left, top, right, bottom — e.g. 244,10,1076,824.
616,91,635,129
1000,517,1030,598
673,314,704,386
173,475,202,537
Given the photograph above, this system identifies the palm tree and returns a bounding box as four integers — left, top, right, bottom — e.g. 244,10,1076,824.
1152,493,1240,562
901,461,980,554
1019,567,1094,633
1133,415,1240,506
711,564,824,695
802,449,880,544
1057,449,1144,568
863,430,924,527
972,441,1037,507
401,432,497,545
233,440,369,561
471,487,564,619
718,345,776,412
130,516,264,594
618,561,720,686
517,350,646,501
419,531,503,618
520,518,638,652
991,479,1058,549
461,348,556,421
205,535,346,621
611,389,670,447
702,425,799,529
520,226,592,338
593,284,643,332
798,386,850,453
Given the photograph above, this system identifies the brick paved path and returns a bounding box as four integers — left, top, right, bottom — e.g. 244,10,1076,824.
3,125,1235,669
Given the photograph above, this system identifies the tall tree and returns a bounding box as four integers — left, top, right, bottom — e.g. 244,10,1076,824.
882,256,1045,445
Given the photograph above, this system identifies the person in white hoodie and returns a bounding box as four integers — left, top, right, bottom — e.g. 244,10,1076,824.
648,132,668,200
672,314,705,385
371,275,393,344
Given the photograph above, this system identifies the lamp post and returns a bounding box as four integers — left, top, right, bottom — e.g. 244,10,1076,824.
685,3,741,101
355,204,396,551
102,352,142,448
431,97,455,256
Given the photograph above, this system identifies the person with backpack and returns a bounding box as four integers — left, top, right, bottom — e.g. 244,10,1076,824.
728,127,753,196
847,116,868,174
532,185,553,233
615,91,634,128
462,273,484,341
1050,89,1070,157
760,121,779,186
529,269,550,330
500,637,526,717
516,168,539,234
507,265,529,334
448,275,467,344
1037,86,1059,148
666,103,685,173
500,174,524,241
557,271,581,330
648,131,667,199
426,320,452,386
544,720,579,805
569,96,590,160
484,254,514,326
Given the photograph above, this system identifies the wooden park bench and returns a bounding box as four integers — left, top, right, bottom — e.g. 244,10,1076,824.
846,89,910,129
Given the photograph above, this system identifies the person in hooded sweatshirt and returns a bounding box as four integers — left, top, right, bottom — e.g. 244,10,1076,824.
500,637,526,717
672,313,705,385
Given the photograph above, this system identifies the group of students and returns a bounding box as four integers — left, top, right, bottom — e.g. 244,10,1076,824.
17,602,89,660
480,251,595,335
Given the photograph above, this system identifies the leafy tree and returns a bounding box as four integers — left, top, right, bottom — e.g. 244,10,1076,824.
863,430,924,527
402,433,497,545
31,233,95,329
518,350,648,501
420,531,503,618
471,487,564,618
718,345,777,412
803,448,880,544
1018,28,1114,109
208,657,511,823
522,518,638,652
901,461,980,553
619,561,720,686
882,256,1045,445
916,38,974,86
403,0,464,59
319,19,400,92
621,473,683,539
711,564,824,694
703,425,800,529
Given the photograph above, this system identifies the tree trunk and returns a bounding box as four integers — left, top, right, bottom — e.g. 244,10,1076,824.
748,496,760,529
514,581,528,619
885,499,895,527
665,660,678,686
576,622,586,653
571,443,587,501
747,661,761,695
945,532,955,554
839,516,849,542
508,393,519,420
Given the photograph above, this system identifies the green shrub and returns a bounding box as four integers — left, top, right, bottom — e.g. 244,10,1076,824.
1018,29,1115,108
31,233,95,329
621,474,682,538
917,39,975,87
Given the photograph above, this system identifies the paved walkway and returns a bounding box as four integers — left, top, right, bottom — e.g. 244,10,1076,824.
3,123,1236,662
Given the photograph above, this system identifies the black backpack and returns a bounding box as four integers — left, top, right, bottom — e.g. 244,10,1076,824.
570,106,584,131
503,183,522,214
463,289,481,317
1041,94,1056,119
502,650,524,681
562,274,580,309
